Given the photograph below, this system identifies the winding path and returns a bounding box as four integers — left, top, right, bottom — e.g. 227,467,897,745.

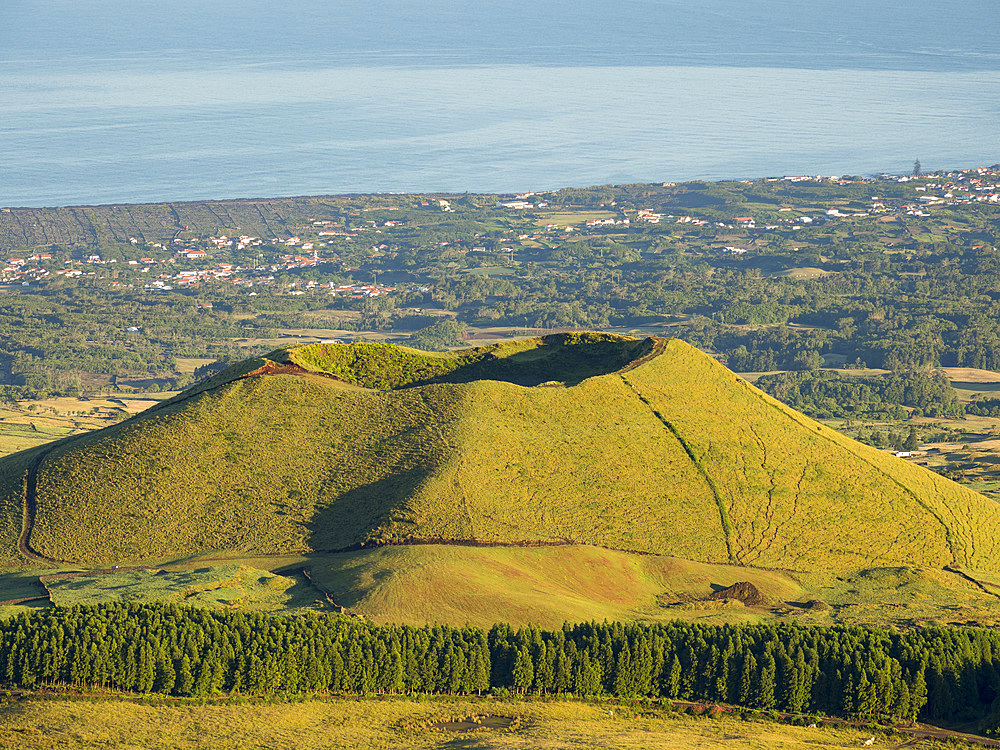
17,446,62,565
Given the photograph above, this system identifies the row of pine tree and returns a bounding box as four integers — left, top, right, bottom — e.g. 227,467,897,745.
2,603,998,722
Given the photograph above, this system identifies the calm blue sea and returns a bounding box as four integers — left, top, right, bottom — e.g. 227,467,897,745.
2,0,999,207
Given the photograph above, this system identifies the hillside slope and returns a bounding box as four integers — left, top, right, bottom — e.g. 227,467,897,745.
2,333,998,572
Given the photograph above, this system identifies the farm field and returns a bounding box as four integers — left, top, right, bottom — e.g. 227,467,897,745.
0,697,965,750
0,393,174,459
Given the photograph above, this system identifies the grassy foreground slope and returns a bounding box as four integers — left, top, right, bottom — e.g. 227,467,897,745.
4,333,999,573
0,698,927,750
308,544,803,628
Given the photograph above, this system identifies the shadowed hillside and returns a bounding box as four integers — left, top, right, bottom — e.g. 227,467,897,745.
1,332,998,573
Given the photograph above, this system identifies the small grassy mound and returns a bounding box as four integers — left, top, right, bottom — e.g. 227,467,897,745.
305,545,1000,629
288,342,459,389
307,544,802,628
706,581,769,606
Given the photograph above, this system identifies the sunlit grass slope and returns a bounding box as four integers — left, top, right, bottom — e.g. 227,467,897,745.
0,697,915,750
309,544,802,628
0,446,39,565
43,564,323,612
622,339,1000,572
3,332,998,573
31,374,467,562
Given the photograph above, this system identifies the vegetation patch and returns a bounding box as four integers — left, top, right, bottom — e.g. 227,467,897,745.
0,600,993,727
41,565,324,612
286,332,652,389
754,369,963,420
0,696,916,750
423,714,521,732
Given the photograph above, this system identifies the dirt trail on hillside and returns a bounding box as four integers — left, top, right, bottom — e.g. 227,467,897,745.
18,446,66,565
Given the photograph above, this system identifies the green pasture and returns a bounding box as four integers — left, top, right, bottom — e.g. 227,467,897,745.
42,564,325,613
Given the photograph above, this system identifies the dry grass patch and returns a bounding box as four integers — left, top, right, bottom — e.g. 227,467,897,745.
172,358,216,376
0,698,923,750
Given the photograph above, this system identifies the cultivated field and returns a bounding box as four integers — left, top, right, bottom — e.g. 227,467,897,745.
0,394,169,459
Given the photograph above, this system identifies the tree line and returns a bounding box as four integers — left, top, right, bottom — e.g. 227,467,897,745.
754,369,963,421
4,603,1000,723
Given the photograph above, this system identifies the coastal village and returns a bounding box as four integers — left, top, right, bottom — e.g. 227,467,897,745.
1,166,998,296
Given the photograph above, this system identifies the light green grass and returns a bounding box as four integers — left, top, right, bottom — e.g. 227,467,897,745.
0,697,930,750
309,544,1000,629
774,267,831,280
0,447,36,566
43,564,325,613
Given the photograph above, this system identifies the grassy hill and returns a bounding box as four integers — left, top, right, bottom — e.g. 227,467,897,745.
2,332,998,576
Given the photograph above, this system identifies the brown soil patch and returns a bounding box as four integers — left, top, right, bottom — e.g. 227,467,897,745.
242,361,313,379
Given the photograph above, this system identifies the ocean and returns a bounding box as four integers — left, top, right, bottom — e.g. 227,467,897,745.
2,0,998,207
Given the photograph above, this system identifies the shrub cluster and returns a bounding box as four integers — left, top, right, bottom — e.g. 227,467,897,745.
754,369,963,420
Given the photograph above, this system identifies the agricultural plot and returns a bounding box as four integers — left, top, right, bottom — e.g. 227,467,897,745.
0,394,169,459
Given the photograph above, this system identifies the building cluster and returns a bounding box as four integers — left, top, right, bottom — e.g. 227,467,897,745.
0,254,52,285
